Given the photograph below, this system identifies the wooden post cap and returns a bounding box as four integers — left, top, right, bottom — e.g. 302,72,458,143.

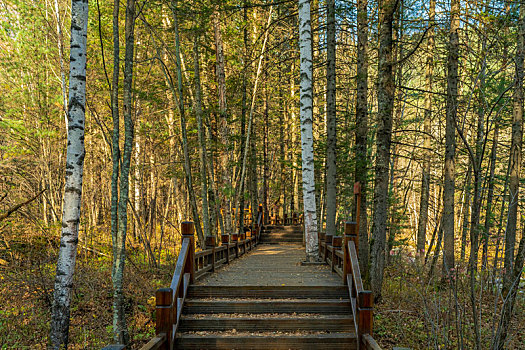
156,288,173,306
205,236,216,248
181,221,194,235
345,222,358,236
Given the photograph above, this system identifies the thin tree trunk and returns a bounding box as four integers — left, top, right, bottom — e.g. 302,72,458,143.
370,0,396,301
443,0,460,277
172,1,204,245
193,31,210,238
482,122,498,270
417,0,435,262
237,6,273,234
461,164,472,261
112,0,135,343
213,9,233,235
49,0,88,347
298,0,319,262
325,0,337,236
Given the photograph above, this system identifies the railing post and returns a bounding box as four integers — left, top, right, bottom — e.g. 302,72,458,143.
221,234,230,264
332,236,342,272
325,234,333,262
155,288,173,350
181,221,195,284
232,233,239,258
358,290,373,347
344,222,357,284
206,236,216,272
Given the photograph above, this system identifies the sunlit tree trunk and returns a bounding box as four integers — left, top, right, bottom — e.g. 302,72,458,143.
298,0,318,261
49,0,88,347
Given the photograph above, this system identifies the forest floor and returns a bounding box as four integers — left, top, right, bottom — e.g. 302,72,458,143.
0,234,524,349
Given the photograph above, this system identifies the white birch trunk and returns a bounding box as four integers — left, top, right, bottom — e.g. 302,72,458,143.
49,0,88,347
298,0,318,261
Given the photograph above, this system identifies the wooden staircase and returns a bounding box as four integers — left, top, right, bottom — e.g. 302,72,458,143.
262,224,303,244
176,285,357,349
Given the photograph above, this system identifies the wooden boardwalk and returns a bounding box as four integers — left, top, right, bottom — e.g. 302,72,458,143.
132,214,381,350
197,243,342,287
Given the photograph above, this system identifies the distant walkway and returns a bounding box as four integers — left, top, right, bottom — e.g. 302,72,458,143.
197,244,342,286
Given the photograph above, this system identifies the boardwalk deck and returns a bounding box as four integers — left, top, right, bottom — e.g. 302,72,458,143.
197,243,341,287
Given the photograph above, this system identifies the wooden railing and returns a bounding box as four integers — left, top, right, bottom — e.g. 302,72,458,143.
103,210,264,350
269,211,303,225
319,220,380,350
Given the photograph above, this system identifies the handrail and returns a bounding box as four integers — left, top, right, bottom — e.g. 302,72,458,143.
133,207,265,350
318,200,380,349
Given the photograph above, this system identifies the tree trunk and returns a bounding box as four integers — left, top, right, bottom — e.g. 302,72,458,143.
355,0,369,275
213,9,233,235
325,0,337,236
369,0,396,301
298,0,319,262
417,0,435,262
173,2,204,245
193,32,211,238
504,0,524,286
112,0,135,343
482,122,498,270
443,0,459,277
49,0,88,347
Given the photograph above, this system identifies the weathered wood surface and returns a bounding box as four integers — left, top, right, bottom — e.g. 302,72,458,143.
196,244,341,286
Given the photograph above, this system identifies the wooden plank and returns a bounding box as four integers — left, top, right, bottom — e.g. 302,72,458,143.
362,334,382,350
348,241,364,293
139,334,166,350
184,299,351,314
176,333,357,350
187,286,348,299
334,265,343,278
179,315,354,332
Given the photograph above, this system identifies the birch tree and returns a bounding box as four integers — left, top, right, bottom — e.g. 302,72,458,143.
298,0,318,262
49,0,88,347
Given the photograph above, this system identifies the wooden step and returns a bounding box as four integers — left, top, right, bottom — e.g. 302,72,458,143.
179,315,354,332
175,333,357,349
188,286,348,299
184,299,351,314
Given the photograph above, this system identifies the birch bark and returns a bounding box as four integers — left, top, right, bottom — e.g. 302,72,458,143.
298,0,319,261
49,0,88,347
